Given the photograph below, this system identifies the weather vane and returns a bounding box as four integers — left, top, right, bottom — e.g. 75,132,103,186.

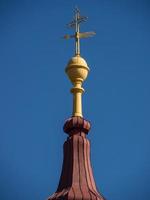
63,7,96,55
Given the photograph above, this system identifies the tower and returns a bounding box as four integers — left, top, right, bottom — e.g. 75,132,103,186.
48,8,105,200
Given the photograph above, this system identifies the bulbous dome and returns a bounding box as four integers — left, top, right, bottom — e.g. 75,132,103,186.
65,55,90,84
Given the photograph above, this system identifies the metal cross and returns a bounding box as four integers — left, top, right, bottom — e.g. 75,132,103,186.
64,8,96,56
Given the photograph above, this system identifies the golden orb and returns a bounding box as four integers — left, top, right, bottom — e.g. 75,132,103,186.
65,55,90,84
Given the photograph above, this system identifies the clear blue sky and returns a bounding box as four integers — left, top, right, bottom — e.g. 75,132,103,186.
0,0,150,200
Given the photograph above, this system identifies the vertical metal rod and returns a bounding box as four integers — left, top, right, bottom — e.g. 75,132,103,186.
75,8,80,55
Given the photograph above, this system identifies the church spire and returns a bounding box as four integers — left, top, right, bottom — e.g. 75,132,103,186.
48,8,105,200
64,8,95,117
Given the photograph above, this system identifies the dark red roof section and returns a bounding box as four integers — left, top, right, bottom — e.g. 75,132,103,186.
48,116,105,200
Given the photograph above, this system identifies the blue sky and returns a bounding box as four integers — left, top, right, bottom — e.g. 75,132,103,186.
0,0,150,200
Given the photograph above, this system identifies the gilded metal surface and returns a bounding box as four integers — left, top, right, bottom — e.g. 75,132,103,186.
64,8,95,117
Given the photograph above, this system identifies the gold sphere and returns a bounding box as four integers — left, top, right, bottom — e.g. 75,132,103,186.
65,55,90,84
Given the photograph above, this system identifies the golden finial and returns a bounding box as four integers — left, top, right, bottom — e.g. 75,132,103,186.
64,8,95,117
64,7,96,56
